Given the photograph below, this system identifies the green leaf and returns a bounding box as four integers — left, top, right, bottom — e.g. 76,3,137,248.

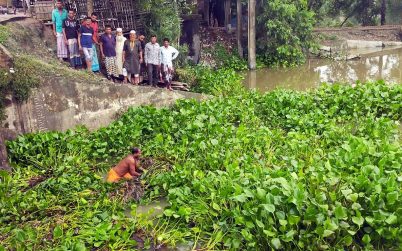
53,226,63,238
262,204,275,213
385,214,397,225
334,205,347,219
344,235,353,246
352,215,364,226
323,230,334,237
362,234,371,244
271,238,282,249
212,202,221,211
386,191,398,205
164,209,174,217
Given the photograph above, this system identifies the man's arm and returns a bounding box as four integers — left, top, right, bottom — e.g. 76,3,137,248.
172,47,179,60
62,28,67,43
78,32,82,50
129,159,141,177
51,11,57,36
138,42,143,63
99,36,105,58
144,44,148,64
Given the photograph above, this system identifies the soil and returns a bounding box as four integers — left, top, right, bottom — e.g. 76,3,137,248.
315,25,402,46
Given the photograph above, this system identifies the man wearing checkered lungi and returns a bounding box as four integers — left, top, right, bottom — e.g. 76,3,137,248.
52,1,68,61
100,25,118,81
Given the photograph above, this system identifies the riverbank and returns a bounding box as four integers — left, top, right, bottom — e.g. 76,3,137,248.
0,18,207,134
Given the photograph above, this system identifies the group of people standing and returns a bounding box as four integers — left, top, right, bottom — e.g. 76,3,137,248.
51,1,179,90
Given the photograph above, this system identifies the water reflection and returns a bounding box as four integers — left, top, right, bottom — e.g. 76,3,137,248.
245,47,402,92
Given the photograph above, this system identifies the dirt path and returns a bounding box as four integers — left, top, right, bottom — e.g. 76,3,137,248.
315,25,402,45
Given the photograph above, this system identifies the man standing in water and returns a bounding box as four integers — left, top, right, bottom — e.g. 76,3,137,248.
160,38,179,91
52,1,68,61
107,147,142,183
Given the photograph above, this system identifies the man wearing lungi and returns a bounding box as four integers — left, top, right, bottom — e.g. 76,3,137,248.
63,9,82,68
89,12,100,72
100,25,118,81
52,1,68,61
160,38,179,91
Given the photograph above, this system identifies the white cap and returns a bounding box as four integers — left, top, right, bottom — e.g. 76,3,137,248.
116,28,122,32
130,30,136,34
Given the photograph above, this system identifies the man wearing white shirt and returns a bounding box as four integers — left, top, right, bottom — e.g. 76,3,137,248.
144,35,161,87
160,38,179,91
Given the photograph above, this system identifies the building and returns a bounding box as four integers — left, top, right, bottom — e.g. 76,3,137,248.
30,0,146,33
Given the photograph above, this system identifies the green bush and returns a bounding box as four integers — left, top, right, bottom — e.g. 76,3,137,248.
0,25,9,44
209,44,248,71
256,0,316,66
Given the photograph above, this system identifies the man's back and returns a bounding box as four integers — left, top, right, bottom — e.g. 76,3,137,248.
113,155,134,176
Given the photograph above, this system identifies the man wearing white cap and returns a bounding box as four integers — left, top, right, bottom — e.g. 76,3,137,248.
122,30,143,84
115,28,126,77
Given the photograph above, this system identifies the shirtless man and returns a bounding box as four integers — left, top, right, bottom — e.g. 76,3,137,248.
106,147,142,183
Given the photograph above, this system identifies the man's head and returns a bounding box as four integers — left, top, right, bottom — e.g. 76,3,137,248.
139,34,145,42
91,12,97,22
150,35,157,44
68,9,75,19
105,25,112,34
116,28,123,36
56,0,63,10
131,147,141,158
85,17,91,26
163,38,170,47
129,30,136,41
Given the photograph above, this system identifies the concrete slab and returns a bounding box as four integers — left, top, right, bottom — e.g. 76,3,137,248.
3,80,209,134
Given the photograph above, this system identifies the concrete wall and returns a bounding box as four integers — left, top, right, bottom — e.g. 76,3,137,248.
2,80,207,134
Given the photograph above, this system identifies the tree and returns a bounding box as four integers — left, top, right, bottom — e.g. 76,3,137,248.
256,0,315,66
330,0,382,26
380,0,386,25
236,0,243,58
248,0,256,70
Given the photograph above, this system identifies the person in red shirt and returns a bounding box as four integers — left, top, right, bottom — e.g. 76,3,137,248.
89,12,100,72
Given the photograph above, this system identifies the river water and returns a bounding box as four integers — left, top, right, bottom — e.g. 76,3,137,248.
244,47,402,92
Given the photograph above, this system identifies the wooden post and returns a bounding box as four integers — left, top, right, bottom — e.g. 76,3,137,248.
204,0,210,25
380,0,386,25
236,0,243,58
224,0,231,28
248,0,256,70
87,0,94,16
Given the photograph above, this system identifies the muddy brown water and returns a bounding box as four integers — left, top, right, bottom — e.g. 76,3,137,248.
244,47,402,92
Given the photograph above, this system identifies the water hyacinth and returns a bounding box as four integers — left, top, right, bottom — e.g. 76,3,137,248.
1,79,401,250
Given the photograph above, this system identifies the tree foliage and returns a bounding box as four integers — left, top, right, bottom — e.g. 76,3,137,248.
256,0,316,67
139,0,190,44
